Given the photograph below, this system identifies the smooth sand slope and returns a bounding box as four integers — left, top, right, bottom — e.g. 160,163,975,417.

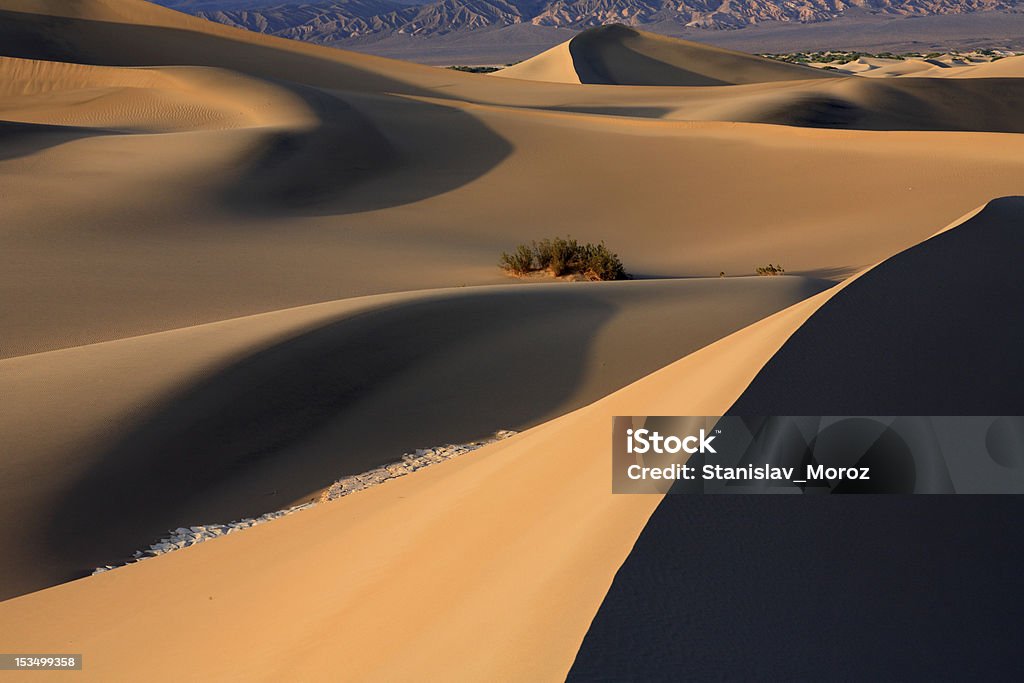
5,71,1024,357
569,197,1024,681
0,56,318,131
0,274,855,682
495,41,582,84
0,277,830,599
2,0,1024,679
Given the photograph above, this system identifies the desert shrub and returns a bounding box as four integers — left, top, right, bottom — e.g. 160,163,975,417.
755,263,786,276
447,65,502,73
532,236,580,276
499,243,535,274
499,237,628,280
578,241,627,281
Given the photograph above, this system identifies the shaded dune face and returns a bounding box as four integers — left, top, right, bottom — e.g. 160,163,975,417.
569,496,1024,680
568,198,1024,681
41,291,615,587
753,93,865,128
220,84,401,212
497,25,1024,135
566,24,836,86
750,77,1024,132
0,119,108,160
0,278,827,599
730,197,1024,415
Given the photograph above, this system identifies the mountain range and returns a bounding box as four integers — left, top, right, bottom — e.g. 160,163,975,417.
153,0,1023,44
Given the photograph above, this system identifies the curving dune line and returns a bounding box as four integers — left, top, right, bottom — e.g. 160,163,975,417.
569,197,1024,681
0,277,829,600
0,55,319,132
2,199,1011,680
498,25,836,86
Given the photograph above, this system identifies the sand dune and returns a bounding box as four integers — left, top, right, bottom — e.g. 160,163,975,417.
851,58,945,77
494,41,581,83
943,53,1024,77
2,0,1024,679
499,25,835,86
0,277,829,599
570,197,1024,680
5,81,1024,358
0,56,318,131
731,197,1024,415
0,274,852,681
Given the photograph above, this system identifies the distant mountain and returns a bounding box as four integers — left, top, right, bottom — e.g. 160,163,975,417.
183,1,410,41
152,0,1024,43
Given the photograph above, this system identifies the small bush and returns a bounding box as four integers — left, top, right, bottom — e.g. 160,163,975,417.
500,237,628,281
755,263,786,276
499,244,535,274
447,65,502,73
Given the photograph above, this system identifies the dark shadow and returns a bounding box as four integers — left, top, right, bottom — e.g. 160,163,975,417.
569,197,1024,681
566,24,839,87
569,26,730,86
218,81,402,214
17,276,837,599
756,94,866,128
729,196,1024,415
220,85,513,217
770,78,1024,133
569,497,1024,681
0,120,114,162
43,289,617,587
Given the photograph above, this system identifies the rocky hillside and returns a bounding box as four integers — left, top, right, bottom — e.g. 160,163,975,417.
153,0,1023,42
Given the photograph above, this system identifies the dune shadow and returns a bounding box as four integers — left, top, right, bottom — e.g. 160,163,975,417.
0,120,113,162
729,195,1024,415
569,197,1024,681
569,29,727,86
220,85,513,217
756,94,866,128
43,288,618,583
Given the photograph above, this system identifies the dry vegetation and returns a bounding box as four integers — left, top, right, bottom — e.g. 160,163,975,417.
500,237,628,280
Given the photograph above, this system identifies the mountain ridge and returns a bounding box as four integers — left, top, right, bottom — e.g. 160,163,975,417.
152,0,1024,43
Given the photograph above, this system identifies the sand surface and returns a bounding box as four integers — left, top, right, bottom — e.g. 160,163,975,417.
2,1,1024,680
0,277,830,598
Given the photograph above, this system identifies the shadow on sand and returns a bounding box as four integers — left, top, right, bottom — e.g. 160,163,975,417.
43,288,618,586
0,10,514,217
569,197,1024,681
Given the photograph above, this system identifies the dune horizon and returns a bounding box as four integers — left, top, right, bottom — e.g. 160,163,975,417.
1,1,1023,680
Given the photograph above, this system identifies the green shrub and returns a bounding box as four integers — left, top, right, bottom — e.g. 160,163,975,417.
499,243,535,274
578,241,627,281
755,263,786,276
499,237,628,281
